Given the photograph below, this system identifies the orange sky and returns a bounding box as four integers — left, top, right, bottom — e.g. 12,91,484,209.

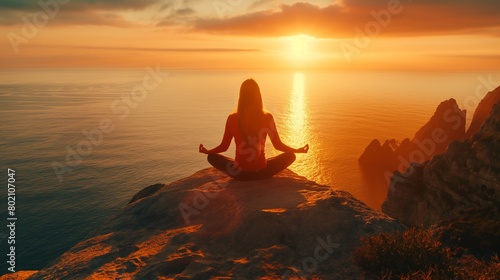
1,0,500,71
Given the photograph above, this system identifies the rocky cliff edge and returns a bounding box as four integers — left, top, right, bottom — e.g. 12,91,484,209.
14,169,405,279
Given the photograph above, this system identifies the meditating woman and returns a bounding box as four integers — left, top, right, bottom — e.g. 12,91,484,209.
199,79,308,180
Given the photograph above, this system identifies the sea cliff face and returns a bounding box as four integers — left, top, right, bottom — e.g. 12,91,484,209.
20,169,404,279
359,86,500,175
359,98,466,173
382,104,500,227
466,87,500,137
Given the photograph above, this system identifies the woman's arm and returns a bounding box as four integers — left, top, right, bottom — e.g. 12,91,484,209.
267,114,309,153
199,115,233,154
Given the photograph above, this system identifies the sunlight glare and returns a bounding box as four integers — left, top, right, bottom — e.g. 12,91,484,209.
282,73,307,150
290,73,306,129
282,73,319,180
289,35,312,60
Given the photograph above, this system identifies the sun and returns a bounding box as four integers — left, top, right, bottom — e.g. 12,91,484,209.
288,35,313,60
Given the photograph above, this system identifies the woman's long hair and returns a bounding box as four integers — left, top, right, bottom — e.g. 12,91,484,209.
237,79,265,140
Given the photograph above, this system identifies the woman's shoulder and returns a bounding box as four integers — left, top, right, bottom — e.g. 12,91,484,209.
227,112,238,124
228,112,273,121
263,111,274,120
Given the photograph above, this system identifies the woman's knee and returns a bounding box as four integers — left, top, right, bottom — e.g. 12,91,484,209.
207,154,235,172
284,152,296,163
269,152,296,166
207,153,216,164
207,153,225,164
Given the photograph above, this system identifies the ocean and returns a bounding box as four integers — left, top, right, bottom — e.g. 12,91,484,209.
1,68,498,270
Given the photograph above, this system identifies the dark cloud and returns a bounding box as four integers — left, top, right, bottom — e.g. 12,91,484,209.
0,0,161,11
0,0,165,26
192,0,500,37
1,10,140,27
175,7,195,16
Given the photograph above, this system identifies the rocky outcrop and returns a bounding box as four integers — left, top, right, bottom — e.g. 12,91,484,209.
466,86,500,137
358,139,398,172
359,99,466,173
360,86,500,177
382,104,500,227
0,271,37,280
23,169,404,279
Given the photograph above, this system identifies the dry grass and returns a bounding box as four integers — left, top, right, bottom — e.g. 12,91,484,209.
353,228,499,280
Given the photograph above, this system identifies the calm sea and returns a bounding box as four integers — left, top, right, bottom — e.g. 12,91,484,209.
0,68,498,270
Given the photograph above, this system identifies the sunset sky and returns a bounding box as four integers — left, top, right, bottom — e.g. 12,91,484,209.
1,0,500,70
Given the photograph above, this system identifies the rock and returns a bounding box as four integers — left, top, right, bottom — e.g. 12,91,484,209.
382,104,500,227
129,183,164,204
0,271,37,280
466,86,500,137
359,99,466,173
358,139,396,171
27,169,405,279
412,98,466,155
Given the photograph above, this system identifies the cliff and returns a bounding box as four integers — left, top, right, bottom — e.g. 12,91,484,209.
382,103,500,227
466,86,500,137
17,169,404,279
359,98,466,173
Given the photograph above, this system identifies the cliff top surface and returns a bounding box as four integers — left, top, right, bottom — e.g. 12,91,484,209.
17,168,404,279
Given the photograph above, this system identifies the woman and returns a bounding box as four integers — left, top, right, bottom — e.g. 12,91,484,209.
199,79,308,180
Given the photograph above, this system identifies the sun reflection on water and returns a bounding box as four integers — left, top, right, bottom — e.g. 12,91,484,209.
280,72,321,181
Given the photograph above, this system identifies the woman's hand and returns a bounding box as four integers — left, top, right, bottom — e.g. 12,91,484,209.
295,144,309,153
199,144,209,154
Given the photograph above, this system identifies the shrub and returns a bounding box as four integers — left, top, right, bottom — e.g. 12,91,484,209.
354,227,500,280
453,254,500,280
353,228,454,279
435,206,500,259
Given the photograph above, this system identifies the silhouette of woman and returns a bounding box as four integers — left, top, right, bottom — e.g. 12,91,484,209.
199,79,309,180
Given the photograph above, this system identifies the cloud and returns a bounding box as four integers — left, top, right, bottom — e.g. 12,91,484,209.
43,44,261,52
157,6,198,27
1,10,138,27
0,0,161,12
175,7,195,16
191,0,500,38
2,0,499,37
248,0,275,10
0,0,166,26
